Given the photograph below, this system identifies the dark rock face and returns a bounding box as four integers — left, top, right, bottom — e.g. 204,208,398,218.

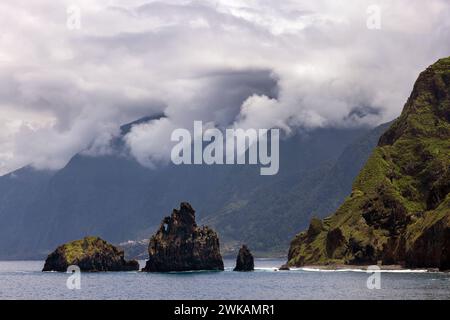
306,218,324,238
361,186,410,236
143,203,224,272
233,245,254,271
42,236,139,272
347,237,377,265
406,217,450,270
325,228,345,258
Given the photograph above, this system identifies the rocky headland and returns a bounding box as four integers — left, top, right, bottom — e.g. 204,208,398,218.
286,57,450,271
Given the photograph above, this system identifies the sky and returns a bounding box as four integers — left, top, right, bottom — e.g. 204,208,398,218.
0,0,449,175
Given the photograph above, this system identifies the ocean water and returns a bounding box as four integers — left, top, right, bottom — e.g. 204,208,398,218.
0,259,449,300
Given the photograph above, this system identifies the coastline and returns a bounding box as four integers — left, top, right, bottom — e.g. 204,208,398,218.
291,264,440,273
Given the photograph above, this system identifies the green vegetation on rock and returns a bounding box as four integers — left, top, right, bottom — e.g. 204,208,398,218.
43,236,139,272
287,57,450,271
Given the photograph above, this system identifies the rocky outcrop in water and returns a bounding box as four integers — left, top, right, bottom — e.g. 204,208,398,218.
233,245,254,271
287,57,450,271
142,202,224,272
42,236,139,272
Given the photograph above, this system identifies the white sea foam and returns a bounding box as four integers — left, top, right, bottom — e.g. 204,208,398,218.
254,267,280,272
297,267,429,273
226,266,431,273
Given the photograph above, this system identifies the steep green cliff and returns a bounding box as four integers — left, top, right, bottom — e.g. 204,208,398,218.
287,57,450,270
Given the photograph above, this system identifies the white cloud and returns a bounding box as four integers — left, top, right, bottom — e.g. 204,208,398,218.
0,0,449,174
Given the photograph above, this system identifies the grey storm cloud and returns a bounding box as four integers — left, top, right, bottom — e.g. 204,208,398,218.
0,0,450,174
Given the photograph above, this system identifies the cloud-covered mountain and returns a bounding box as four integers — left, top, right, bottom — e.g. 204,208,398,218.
1,0,450,175
1,0,444,260
0,118,389,259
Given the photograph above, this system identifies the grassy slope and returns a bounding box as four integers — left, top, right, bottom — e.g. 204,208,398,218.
287,57,450,269
60,236,121,264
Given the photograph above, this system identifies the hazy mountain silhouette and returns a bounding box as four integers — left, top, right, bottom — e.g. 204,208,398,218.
0,117,389,259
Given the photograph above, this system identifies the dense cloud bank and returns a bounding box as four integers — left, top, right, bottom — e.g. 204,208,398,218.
0,0,449,174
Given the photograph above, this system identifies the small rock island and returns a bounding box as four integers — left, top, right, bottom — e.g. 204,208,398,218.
143,202,224,272
233,245,254,271
42,236,139,272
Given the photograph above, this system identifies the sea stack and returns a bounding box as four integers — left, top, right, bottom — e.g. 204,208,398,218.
234,245,254,271
143,202,224,272
42,236,139,272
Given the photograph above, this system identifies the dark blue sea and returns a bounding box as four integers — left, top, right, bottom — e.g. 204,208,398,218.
0,259,449,300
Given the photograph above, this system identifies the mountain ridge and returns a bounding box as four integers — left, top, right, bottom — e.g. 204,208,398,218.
0,117,389,260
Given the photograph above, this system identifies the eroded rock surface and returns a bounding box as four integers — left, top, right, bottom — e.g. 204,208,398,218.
143,203,224,272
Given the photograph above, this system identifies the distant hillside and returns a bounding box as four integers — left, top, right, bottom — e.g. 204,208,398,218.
0,118,389,260
202,121,391,256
